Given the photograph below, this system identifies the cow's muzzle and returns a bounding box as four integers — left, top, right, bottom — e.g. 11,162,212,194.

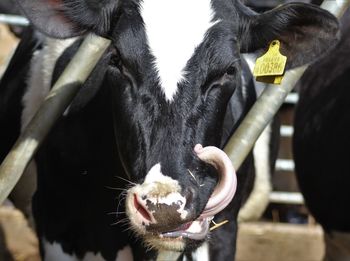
125,144,237,245
159,144,237,240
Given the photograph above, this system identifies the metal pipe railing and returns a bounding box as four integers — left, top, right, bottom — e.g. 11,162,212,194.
0,35,111,203
269,192,304,205
224,66,308,168
0,14,29,26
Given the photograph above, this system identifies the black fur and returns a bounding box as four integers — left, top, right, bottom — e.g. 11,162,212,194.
294,8,350,233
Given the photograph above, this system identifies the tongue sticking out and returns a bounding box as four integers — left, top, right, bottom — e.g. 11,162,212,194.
194,144,237,218
160,145,236,240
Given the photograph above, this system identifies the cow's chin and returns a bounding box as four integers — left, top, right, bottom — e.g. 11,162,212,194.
126,208,210,251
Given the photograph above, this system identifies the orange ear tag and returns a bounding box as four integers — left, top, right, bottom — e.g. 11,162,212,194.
253,40,287,85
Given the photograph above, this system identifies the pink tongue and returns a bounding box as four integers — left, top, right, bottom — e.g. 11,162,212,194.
194,144,237,218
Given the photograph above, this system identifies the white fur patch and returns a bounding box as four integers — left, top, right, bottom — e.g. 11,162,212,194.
144,164,178,186
116,246,133,261
83,252,105,261
129,164,188,218
140,0,218,101
21,37,77,130
238,124,272,222
191,242,209,261
43,239,130,261
156,250,182,261
43,239,77,261
126,163,189,235
143,164,188,219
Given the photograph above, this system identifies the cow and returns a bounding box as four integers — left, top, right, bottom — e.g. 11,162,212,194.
0,0,339,260
293,7,350,261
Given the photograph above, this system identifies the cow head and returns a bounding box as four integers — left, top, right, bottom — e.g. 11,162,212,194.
16,0,339,252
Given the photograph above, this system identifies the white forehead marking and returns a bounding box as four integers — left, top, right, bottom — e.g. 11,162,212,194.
141,0,217,101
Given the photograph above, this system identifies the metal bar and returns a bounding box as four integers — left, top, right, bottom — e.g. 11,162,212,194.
275,159,295,172
224,66,308,169
224,0,350,170
321,0,350,17
284,93,299,104
280,125,294,137
0,35,111,204
269,192,304,205
0,14,29,26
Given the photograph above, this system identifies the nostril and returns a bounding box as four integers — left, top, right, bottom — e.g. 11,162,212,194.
133,194,152,222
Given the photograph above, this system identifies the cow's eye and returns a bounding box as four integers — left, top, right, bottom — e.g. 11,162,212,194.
203,66,237,101
226,66,236,76
109,48,122,69
204,65,237,90
110,56,120,69
109,51,137,88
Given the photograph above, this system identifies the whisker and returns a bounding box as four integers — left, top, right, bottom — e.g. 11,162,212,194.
116,194,127,214
110,218,129,226
107,211,126,215
188,169,205,187
187,169,197,181
105,186,128,191
122,226,133,233
115,176,137,186
115,195,127,202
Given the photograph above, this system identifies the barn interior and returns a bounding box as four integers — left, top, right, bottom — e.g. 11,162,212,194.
0,0,344,260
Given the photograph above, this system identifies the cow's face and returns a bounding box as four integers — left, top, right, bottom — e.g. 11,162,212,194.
17,0,339,252
107,1,241,250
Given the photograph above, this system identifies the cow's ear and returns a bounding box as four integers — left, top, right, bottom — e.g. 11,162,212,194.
15,0,118,39
241,3,340,69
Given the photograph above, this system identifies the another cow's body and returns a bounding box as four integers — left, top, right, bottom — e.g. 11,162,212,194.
293,8,350,260
0,0,339,260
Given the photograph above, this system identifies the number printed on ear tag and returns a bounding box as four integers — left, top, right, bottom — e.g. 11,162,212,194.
253,40,287,84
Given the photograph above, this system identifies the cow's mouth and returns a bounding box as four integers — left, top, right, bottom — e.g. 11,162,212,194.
160,217,211,240
159,144,237,241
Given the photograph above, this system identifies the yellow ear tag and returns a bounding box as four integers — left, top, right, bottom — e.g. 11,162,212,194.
253,40,287,85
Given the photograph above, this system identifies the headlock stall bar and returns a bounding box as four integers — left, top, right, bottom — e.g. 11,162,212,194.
0,14,29,26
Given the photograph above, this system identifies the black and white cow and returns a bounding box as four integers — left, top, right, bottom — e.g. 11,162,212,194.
0,0,339,260
293,7,350,260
